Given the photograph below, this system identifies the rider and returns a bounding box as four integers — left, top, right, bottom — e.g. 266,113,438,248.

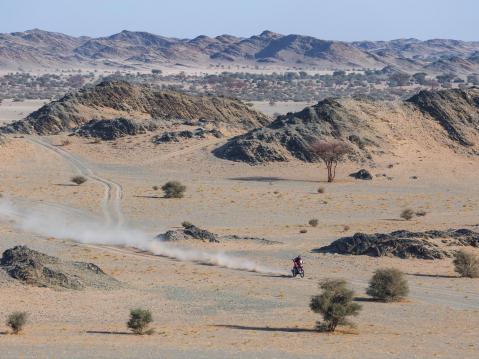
292,255,303,270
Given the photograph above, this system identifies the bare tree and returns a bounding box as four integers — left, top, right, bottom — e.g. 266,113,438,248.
311,141,352,182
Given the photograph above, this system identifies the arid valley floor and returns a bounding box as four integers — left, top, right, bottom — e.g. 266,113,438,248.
1,97,478,358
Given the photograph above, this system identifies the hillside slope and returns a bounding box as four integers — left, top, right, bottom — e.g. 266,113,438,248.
0,81,270,135
214,88,479,164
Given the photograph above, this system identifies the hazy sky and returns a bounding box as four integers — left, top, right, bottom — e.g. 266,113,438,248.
1,0,477,41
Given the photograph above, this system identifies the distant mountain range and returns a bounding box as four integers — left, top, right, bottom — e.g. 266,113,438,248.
1,29,479,74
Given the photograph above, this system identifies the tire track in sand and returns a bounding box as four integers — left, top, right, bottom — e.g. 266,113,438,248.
28,137,124,226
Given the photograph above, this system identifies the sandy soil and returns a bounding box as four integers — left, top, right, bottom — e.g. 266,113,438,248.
0,131,478,358
0,99,47,125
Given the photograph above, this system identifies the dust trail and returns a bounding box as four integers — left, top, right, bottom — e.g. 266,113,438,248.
0,199,286,275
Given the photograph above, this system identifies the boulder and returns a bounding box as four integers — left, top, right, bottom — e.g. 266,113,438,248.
349,169,372,180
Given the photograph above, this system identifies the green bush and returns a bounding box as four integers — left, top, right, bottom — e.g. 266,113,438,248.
162,181,186,198
7,311,27,334
308,219,319,227
127,308,153,335
367,268,409,302
310,279,361,332
181,221,194,229
400,208,414,221
453,250,479,278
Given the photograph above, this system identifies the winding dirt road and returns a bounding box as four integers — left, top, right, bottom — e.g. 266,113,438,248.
28,137,124,226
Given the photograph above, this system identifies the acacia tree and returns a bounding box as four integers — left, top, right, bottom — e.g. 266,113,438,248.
311,141,352,182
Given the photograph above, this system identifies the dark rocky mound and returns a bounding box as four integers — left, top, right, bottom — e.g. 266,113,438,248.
74,117,157,140
214,87,479,164
213,98,379,164
0,245,121,289
1,81,269,135
152,128,222,144
156,224,280,245
157,225,219,243
315,229,479,259
349,169,372,180
407,87,479,146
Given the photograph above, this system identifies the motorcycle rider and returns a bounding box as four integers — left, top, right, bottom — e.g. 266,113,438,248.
292,255,304,276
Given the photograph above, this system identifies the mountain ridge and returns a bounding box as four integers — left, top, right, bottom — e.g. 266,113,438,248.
1,29,479,73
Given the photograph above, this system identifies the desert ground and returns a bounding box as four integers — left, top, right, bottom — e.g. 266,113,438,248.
1,91,478,359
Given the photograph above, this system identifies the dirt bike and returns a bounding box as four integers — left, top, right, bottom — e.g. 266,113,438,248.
291,265,304,278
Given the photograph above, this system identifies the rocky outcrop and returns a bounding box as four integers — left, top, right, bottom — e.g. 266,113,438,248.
215,87,479,164
0,245,120,289
213,98,379,164
349,169,372,180
1,81,270,135
157,225,219,243
407,88,479,146
152,128,222,144
315,229,479,259
74,117,157,140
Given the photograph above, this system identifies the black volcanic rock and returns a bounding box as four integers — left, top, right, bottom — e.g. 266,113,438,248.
152,128,222,144
314,229,479,259
0,245,120,289
349,169,372,180
75,118,157,140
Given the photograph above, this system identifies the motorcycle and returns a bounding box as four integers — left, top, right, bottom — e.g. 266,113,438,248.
291,261,304,278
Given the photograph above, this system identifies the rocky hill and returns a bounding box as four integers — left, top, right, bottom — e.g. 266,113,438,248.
407,88,479,146
214,88,479,164
1,29,479,73
0,245,120,290
0,81,270,135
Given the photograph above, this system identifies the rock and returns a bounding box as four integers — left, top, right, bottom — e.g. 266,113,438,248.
214,87,479,165
407,88,479,147
157,225,219,243
315,228,479,259
315,232,447,259
349,169,372,180
152,128,222,144
1,81,270,135
74,117,157,140
214,98,370,164
0,245,121,289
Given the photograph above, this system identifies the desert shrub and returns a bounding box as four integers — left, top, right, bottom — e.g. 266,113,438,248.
300,229,308,234
162,181,186,198
310,279,361,332
453,250,479,278
181,221,194,229
71,175,87,185
317,187,325,194
127,308,153,335
415,210,427,217
7,311,27,334
152,185,159,191
61,139,71,146
309,219,319,227
343,225,350,232
367,268,409,302
400,208,414,221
